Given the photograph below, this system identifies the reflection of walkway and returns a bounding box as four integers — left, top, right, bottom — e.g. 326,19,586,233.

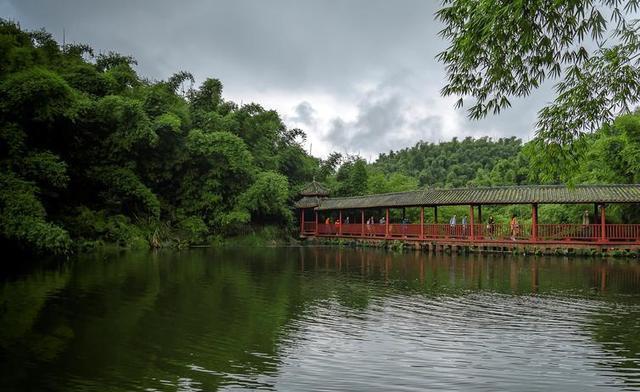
294,248,640,390
303,248,640,296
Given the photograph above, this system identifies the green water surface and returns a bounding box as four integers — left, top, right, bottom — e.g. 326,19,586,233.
1,248,639,391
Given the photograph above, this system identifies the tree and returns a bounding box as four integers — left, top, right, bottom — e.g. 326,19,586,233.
437,0,640,177
0,20,323,254
240,171,292,224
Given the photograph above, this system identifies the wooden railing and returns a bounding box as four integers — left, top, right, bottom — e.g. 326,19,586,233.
303,222,316,234
309,223,640,244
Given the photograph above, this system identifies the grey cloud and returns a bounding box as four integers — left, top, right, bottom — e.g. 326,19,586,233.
324,77,445,157
4,0,442,94
5,0,553,157
289,101,316,125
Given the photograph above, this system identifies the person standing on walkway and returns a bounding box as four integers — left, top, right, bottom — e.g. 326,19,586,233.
487,216,495,239
510,215,519,241
462,215,467,237
401,217,409,237
582,210,590,238
450,215,457,236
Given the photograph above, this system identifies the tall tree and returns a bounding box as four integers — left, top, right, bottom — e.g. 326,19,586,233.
437,0,640,177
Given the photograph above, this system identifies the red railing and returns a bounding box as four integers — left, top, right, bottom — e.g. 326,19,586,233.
537,224,599,241
341,223,363,236
312,223,640,244
303,222,316,233
607,224,640,241
389,223,421,238
368,223,387,237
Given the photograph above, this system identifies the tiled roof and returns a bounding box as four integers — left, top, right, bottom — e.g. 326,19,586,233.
312,185,640,210
299,180,330,197
294,196,323,208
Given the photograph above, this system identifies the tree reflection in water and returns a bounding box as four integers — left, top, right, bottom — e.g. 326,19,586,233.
0,248,638,390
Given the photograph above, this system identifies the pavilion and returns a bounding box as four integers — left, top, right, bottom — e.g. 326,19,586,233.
295,183,640,248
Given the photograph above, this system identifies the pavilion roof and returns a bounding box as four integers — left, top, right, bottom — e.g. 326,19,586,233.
313,184,640,210
299,180,330,197
294,196,323,209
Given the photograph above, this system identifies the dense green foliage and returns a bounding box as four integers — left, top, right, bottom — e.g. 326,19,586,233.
436,0,640,178
2,21,639,256
0,21,319,255
372,136,522,188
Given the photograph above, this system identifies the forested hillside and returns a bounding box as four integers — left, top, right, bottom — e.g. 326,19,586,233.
373,136,522,188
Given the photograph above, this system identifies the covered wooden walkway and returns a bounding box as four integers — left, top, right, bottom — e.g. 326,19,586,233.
295,183,640,249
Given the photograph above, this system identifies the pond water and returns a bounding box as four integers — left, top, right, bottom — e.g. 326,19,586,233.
1,247,640,391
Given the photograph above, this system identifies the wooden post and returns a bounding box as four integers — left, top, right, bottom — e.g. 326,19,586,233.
594,203,599,223
600,204,606,242
469,205,475,240
420,206,424,240
300,208,304,236
531,203,538,241
315,210,319,236
385,208,390,238
361,209,365,237
339,210,343,236
434,206,438,223
478,205,482,224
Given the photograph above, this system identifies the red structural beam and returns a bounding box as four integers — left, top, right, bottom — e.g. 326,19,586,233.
470,205,475,240
420,207,424,240
531,203,538,242
385,208,390,238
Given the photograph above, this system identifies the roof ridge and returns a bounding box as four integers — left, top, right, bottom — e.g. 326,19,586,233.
323,189,424,200
311,184,640,210
318,184,640,201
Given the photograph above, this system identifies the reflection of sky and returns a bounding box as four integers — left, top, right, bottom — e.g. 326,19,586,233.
249,294,640,391
2,248,640,391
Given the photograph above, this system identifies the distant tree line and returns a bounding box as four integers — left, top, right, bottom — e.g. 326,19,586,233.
323,115,640,225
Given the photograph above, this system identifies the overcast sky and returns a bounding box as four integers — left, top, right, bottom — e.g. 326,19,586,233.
1,0,553,159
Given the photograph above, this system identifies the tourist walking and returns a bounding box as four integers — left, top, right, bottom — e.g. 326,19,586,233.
449,215,457,236
487,216,495,239
462,215,467,236
510,215,519,241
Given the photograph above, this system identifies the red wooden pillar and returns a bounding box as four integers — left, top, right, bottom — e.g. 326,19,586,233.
469,205,475,240
315,210,319,236
339,210,343,236
600,204,606,242
385,208,390,238
361,209,365,237
420,206,424,240
531,203,538,241
300,208,304,235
